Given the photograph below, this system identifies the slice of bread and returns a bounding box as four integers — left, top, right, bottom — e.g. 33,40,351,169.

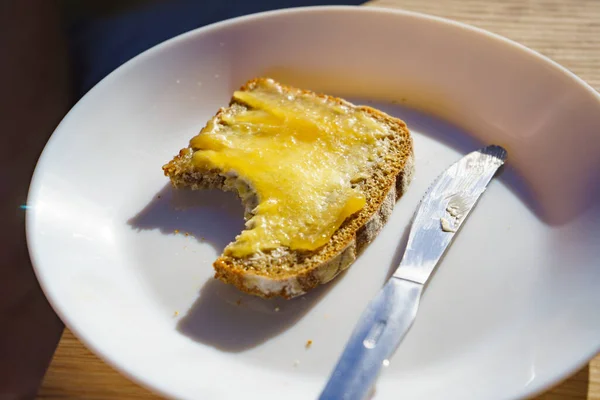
163,78,414,299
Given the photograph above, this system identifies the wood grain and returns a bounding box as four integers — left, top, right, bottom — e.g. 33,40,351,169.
38,330,161,400
38,329,600,399
367,0,600,91
38,0,600,399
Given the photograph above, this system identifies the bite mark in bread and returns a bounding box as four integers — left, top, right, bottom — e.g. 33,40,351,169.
163,78,414,298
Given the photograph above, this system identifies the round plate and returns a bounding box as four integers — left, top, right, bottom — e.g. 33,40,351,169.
27,6,600,400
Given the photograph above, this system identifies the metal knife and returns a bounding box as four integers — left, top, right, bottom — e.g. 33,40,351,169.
319,145,508,400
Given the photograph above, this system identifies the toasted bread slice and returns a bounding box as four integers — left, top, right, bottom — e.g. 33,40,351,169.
163,78,414,299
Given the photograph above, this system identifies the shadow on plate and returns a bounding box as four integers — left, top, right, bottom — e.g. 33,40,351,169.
177,275,339,352
128,183,245,250
128,182,342,352
386,222,412,280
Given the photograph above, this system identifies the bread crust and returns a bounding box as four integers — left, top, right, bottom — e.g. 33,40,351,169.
163,78,414,299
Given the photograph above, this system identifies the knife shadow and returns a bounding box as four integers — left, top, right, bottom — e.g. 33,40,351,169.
385,222,412,281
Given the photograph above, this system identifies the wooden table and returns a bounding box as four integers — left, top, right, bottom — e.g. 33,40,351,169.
38,0,600,399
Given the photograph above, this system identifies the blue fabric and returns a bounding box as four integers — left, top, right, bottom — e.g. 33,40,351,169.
68,0,364,98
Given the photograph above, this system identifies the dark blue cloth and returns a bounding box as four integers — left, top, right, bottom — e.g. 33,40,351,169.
69,0,364,98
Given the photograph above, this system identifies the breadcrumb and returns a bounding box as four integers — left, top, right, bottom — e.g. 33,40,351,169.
274,307,280,312
173,311,180,317
174,229,179,234
305,340,313,349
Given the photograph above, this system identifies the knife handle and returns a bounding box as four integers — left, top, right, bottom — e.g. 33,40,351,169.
319,278,423,400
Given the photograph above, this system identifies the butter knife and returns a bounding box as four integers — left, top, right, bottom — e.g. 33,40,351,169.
319,145,507,400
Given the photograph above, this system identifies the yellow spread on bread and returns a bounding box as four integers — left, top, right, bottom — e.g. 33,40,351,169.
190,79,388,257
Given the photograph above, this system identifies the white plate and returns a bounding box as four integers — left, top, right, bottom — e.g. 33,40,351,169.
27,6,600,400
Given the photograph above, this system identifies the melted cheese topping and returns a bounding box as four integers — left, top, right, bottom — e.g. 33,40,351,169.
190,79,388,257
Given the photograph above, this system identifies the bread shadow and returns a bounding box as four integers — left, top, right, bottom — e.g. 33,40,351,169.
127,183,245,251
177,276,339,352
128,182,341,352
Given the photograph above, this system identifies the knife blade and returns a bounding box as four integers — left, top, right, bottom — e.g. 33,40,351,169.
319,145,507,400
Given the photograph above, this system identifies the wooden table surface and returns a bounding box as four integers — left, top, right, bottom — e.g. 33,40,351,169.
38,0,600,399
